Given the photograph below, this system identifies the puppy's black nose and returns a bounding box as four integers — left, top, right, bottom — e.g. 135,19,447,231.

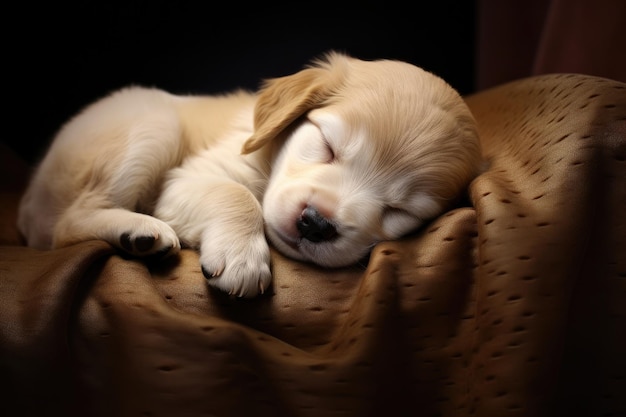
297,206,337,243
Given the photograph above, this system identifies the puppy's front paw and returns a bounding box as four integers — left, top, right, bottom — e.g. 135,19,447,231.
200,234,272,298
118,218,181,258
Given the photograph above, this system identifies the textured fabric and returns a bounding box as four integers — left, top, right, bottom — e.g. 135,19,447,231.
1,74,625,417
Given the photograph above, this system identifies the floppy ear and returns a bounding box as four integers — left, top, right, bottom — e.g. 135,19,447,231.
241,54,347,154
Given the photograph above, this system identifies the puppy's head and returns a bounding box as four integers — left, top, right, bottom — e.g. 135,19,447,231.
243,51,482,268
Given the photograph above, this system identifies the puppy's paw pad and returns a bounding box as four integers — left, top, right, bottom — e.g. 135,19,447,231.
120,233,156,253
119,230,179,258
145,245,178,263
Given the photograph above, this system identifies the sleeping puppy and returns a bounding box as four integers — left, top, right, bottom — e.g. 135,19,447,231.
17,51,482,297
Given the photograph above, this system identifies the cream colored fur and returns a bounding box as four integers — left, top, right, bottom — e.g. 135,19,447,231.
18,52,482,297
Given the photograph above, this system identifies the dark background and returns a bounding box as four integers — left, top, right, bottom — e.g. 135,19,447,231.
5,1,476,164
6,1,625,166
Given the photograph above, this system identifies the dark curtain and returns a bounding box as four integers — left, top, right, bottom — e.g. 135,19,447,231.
476,0,626,90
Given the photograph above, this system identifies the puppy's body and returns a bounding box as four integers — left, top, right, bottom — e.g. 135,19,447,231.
18,52,482,297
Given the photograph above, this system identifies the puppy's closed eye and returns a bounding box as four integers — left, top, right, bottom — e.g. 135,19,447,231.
380,192,442,239
381,207,421,238
292,121,335,163
320,138,336,163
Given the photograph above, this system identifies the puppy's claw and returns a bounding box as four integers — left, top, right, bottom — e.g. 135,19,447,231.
232,280,244,298
227,284,245,298
201,266,208,278
201,264,226,278
202,266,217,279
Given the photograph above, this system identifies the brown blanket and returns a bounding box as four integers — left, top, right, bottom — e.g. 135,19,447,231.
1,73,625,417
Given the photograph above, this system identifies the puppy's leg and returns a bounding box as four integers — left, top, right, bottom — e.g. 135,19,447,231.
54,190,181,257
20,87,187,256
154,176,271,298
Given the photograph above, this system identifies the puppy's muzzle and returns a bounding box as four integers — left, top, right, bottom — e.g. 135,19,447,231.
297,206,337,243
